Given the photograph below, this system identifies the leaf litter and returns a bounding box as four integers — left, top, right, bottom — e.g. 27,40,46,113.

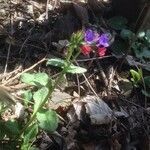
0,0,149,150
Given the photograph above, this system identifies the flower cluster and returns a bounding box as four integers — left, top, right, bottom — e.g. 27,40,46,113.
80,29,111,57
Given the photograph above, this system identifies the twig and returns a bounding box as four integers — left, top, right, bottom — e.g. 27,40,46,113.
75,61,99,98
82,73,99,98
3,43,11,76
76,55,113,62
76,74,80,96
2,57,47,86
135,2,147,31
95,57,108,87
19,27,34,53
80,73,95,85
9,0,14,35
107,65,115,94
0,66,22,81
3,0,13,76
19,43,46,51
119,95,147,112
10,83,31,91
45,0,50,20
53,0,58,9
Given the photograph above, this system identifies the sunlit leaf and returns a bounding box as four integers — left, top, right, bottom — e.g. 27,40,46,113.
46,58,67,68
21,123,38,150
22,90,33,106
137,31,145,39
21,73,51,87
130,69,142,86
67,65,87,74
36,109,58,133
24,123,38,144
47,58,87,74
33,87,49,113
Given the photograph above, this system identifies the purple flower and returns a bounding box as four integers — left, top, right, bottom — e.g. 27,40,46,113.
84,29,99,44
99,33,110,47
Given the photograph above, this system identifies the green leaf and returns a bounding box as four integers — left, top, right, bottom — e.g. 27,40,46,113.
141,47,150,58
108,16,128,30
132,42,142,58
145,29,150,43
132,42,141,50
24,124,38,143
70,31,83,47
137,31,145,39
36,109,58,133
130,69,142,86
28,146,39,150
142,76,150,97
33,87,49,113
132,45,150,59
134,49,143,59
144,76,150,88
67,65,87,74
21,73,51,87
47,58,87,74
111,39,128,58
5,120,20,136
142,89,150,97
22,90,33,106
21,123,38,150
120,29,134,40
0,121,5,139
47,58,67,68
0,143,17,150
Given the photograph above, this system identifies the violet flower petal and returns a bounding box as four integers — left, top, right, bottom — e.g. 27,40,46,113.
84,29,99,44
99,33,110,47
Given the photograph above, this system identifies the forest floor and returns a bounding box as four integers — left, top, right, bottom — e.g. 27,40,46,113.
0,0,150,150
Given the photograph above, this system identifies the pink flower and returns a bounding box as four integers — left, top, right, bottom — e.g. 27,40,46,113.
98,47,107,57
80,45,91,55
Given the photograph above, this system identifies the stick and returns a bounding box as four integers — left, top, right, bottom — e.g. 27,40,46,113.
2,57,47,86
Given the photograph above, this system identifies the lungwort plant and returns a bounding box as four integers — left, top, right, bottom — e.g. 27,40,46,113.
0,31,87,149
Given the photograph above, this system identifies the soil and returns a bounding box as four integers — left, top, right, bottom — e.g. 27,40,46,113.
0,0,149,150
